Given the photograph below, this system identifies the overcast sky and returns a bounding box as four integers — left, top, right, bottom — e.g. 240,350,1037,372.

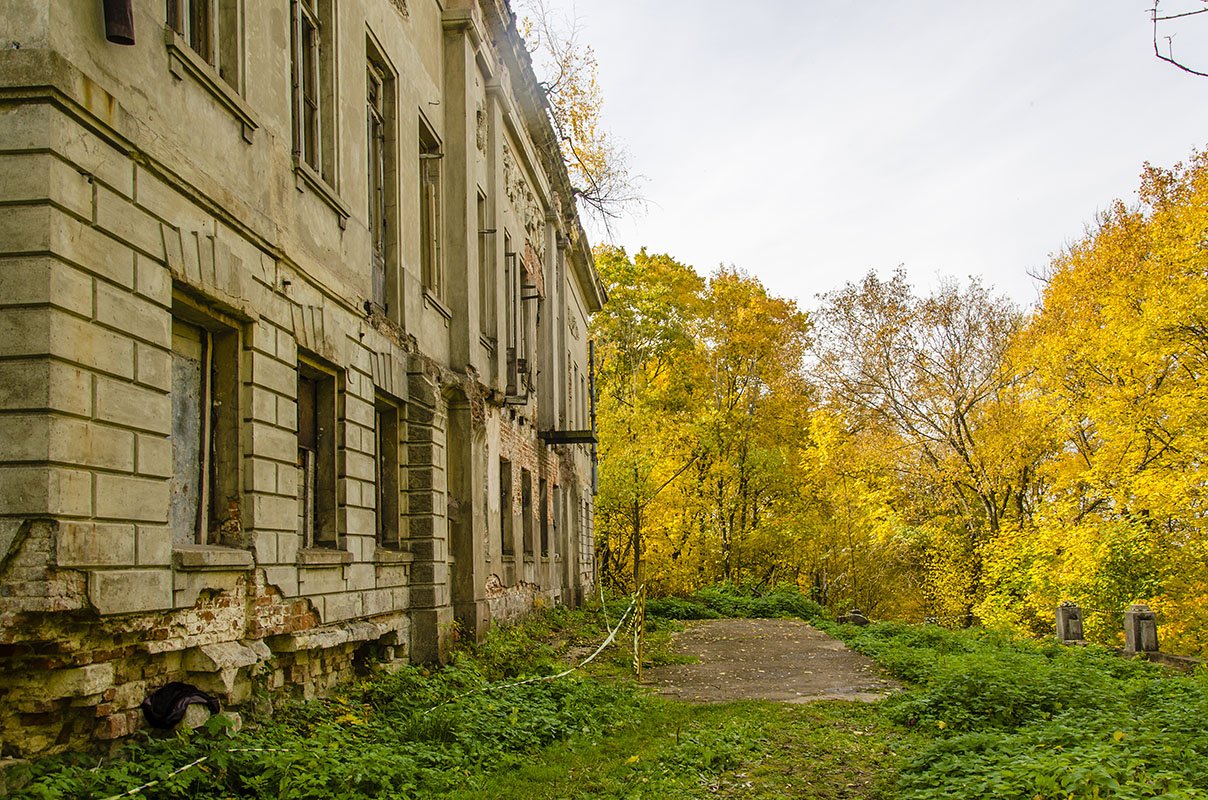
536,0,1208,310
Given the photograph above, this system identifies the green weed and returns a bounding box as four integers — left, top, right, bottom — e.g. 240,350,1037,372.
832,620,1208,799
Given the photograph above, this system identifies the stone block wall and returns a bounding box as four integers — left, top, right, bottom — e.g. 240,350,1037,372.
0,98,424,757
0,0,601,758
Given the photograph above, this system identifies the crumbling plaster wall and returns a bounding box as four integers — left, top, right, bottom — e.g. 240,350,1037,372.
0,0,597,758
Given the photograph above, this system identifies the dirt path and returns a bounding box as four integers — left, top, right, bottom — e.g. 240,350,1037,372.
645,618,898,704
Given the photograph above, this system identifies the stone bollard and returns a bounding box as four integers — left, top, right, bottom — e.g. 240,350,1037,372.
1124,604,1159,654
1056,601,1085,644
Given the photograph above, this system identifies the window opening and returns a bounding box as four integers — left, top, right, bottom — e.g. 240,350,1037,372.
521,468,533,556
477,192,495,336
291,0,333,182
297,362,339,548
420,119,443,298
375,396,404,548
500,458,513,556
170,310,241,546
170,319,210,545
539,478,549,557
167,0,241,87
368,61,388,311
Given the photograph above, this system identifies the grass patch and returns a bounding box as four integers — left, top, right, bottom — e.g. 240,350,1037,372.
830,620,1208,799
9,596,905,799
18,586,1202,799
433,699,909,800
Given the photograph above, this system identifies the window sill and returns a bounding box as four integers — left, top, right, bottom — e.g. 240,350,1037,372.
294,159,350,229
479,334,497,354
373,548,414,564
297,547,353,566
164,28,257,143
423,289,452,321
172,544,254,571
500,553,515,563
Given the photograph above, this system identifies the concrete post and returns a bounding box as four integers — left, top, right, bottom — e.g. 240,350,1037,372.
1055,601,1085,643
1124,604,1159,654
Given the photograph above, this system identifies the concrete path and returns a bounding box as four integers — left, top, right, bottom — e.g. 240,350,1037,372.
646,618,898,704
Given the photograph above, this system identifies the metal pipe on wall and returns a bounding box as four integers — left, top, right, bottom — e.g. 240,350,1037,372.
103,0,135,45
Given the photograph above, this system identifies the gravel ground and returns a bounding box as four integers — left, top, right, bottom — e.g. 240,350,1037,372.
646,618,899,704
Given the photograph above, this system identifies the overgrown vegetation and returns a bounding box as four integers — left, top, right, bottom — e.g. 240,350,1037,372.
831,620,1208,799
9,608,639,799
645,582,826,622
13,587,1208,799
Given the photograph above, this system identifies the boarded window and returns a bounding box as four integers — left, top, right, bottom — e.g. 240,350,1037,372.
297,362,339,548
539,478,549,557
375,396,405,548
500,458,513,556
521,468,533,556
551,485,560,559
170,319,207,546
170,308,241,546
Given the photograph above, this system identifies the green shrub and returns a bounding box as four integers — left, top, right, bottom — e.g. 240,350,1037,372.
645,582,826,622
832,620,1208,798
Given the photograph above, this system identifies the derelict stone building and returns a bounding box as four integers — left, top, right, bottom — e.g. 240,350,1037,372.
0,0,601,756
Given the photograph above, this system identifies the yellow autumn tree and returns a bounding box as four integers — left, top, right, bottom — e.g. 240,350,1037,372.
1009,152,1208,652
516,1,638,227
591,246,704,592
811,270,1046,623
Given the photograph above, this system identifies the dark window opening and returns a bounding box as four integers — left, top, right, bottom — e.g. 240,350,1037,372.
297,361,339,548
375,396,404,548
521,468,533,556
539,478,549,558
500,458,513,556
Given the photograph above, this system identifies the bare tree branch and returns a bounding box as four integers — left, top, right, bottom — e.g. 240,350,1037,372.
515,0,645,235
1152,1,1208,77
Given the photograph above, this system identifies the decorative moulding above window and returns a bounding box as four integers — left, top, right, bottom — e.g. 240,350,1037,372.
164,27,257,144
293,157,351,229
370,349,409,402
162,225,261,320
291,301,338,360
